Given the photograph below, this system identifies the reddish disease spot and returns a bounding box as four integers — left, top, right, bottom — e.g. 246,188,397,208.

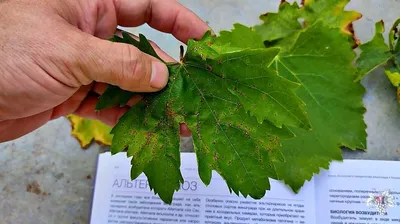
397,88,400,102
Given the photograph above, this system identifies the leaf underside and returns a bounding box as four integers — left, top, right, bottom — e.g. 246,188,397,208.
93,0,369,203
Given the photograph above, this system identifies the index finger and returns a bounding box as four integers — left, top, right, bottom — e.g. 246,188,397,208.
113,0,211,43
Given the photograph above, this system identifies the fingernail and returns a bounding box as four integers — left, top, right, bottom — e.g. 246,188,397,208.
150,61,169,89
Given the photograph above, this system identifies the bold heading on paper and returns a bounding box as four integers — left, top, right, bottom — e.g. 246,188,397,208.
112,179,199,192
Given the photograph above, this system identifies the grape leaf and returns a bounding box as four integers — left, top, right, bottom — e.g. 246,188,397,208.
99,29,313,203
249,1,366,191
254,1,301,43
355,21,393,81
385,67,400,106
96,85,136,110
355,19,400,105
100,31,312,130
93,0,372,202
386,67,400,88
66,115,113,148
300,0,361,35
254,0,361,50
272,22,367,191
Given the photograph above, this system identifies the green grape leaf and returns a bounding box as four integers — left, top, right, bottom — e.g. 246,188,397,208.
249,1,367,191
354,21,393,81
386,67,400,88
355,18,400,106
254,0,361,51
98,30,313,203
101,31,311,129
216,23,265,49
254,1,301,43
300,0,362,34
385,67,400,106
273,22,367,191
96,85,136,110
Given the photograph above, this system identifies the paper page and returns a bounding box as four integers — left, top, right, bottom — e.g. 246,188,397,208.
315,160,400,223
90,152,316,224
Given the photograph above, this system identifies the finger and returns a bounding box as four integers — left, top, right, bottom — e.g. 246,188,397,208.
92,82,108,95
77,33,169,93
0,110,52,143
73,95,129,126
113,0,210,43
90,31,174,107
51,85,93,120
180,123,192,137
125,95,143,107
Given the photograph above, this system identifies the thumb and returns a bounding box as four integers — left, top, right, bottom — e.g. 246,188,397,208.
79,35,169,92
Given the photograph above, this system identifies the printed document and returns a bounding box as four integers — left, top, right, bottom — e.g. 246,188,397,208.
90,152,400,223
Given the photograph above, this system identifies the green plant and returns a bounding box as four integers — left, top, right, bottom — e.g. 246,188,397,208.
67,0,398,204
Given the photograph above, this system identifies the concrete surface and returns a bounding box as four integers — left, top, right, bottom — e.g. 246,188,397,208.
1,0,400,223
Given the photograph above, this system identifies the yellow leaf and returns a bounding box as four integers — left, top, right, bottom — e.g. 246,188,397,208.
385,69,400,87
66,115,113,149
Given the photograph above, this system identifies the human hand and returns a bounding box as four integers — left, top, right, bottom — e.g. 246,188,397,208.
0,0,209,142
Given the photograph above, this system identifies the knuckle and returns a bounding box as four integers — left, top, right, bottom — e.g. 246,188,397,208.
124,46,150,83
120,45,141,82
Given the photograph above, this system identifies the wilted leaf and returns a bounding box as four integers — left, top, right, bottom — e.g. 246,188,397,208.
67,115,113,149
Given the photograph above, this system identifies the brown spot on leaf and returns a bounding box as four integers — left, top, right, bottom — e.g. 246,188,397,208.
380,20,385,27
397,88,400,102
213,151,219,161
86,175,92,180
345,23,360,49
